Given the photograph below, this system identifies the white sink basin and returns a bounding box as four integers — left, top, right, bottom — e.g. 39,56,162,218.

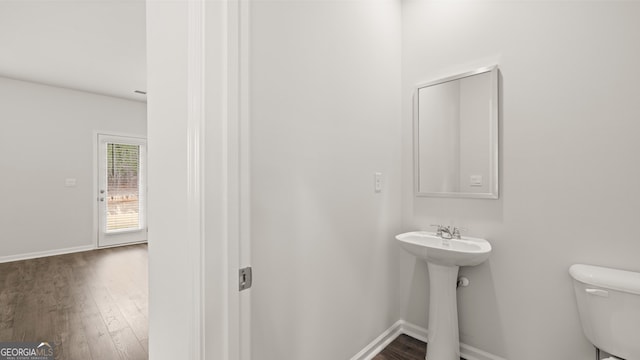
396,231,491,267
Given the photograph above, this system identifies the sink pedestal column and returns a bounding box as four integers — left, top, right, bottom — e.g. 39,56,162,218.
426,263,460,360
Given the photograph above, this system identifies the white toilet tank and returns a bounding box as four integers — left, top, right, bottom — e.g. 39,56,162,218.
570,264,640,360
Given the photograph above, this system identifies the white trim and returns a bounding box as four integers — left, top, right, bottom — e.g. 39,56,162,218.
93,131,99,249
413,65,500,200
221,0,249,358
224,0,240,359
237,0,252,357
349,320,405,360
222,0,237,355
350,320,507,360
0,245,95,264
187,0,206,359
146,0,232,358
95,133,148,248
93,131,147,249
400,321,429,343
95,240,147,249
460,343,508,360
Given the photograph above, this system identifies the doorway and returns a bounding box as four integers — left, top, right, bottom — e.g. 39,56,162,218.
97,134,147,248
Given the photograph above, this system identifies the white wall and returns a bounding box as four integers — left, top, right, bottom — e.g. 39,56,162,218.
0,77,146,259
249,1,403,359
401,2,640,359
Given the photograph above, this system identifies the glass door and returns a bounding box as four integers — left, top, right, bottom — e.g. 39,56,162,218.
97,134,147,247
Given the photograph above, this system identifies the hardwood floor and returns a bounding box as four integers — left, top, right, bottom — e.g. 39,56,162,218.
373,334,427,360
373,334,465,360
0,244,148,360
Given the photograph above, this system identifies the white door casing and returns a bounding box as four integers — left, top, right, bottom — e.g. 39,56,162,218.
146,0,245,358
97,134,147,248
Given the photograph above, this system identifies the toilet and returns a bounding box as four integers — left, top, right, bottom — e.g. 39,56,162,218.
569,264,640,360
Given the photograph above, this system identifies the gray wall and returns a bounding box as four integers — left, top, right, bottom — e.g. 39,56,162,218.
401,2,640,359
0,77,146,259
249,1,404,359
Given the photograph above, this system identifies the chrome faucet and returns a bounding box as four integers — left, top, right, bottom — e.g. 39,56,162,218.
431,224,465,239
431,224,453,239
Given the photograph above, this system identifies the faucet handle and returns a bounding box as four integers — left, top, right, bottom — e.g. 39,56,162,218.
451,227,467,239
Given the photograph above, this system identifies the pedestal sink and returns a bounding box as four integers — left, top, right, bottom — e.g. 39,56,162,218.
396,231,492,360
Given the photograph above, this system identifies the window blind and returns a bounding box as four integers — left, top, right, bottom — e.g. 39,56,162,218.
106,143,141,232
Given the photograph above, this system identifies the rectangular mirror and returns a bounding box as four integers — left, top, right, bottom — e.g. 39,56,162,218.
414,65,499,199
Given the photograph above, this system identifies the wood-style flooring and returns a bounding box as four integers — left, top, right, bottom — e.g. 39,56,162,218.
0,244,148,360
373,334,427,360
373,334,465,360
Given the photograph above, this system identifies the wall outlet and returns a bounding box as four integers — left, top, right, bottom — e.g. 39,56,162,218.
65,178,77,187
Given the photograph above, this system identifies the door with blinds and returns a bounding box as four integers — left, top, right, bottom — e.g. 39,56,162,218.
97,134,147,247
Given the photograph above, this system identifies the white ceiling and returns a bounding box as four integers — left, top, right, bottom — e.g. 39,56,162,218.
0,0,146,102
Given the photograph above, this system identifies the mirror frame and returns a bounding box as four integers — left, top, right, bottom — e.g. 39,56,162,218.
413,65,499,199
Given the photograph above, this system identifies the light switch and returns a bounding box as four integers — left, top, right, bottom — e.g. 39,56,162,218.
374,172,382,193
470,175,483,187
65,178,77,187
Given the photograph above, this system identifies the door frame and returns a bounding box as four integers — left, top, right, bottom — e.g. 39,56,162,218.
236,0,252,358
95,133,148,248
145,0,248,358
92,130,148,250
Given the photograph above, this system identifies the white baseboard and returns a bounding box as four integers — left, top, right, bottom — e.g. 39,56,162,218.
460,342,508,360
350,320,405,360
0,244,95,263
97,240,147,249
351,320,507,360
400,321,428,343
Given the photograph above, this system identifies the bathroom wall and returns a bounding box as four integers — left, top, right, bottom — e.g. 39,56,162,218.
249,1,403,359
0,77,146,260
401,2,640,359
